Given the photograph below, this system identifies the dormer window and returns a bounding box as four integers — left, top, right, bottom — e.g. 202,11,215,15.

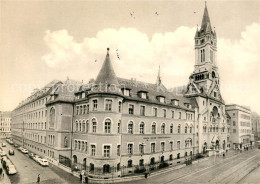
171,99,179,106
138,91,148,99
82,92,86,98
157,96,165,103
184,103,192,109
122,88,130,96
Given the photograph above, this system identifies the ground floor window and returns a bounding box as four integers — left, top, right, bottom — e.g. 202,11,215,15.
103,164,110,173
59,155,71,168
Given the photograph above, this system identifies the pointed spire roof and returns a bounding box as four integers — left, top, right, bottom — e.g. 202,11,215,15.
156,65,161,86
95,48,119,86
200,2,212,32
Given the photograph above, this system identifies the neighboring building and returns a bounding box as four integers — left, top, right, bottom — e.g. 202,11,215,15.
226,104,254,149
251,112,260,141
0,111,11,139
184,4,228,154
11,3,233,180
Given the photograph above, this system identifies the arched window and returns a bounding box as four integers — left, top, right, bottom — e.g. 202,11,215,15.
79,120,82,132
190,126,192,134
76,121,78,132
49,107,55,129
161,123,165,134
178,124,181,134
117,121,121,133
140,122,145,134
75,140,78,149
104,119,111,133
152,122,156,134
78,141,81,150
92,119,97,133
128,121,133,134
86,120,89,132
170,124,174,133
185,125,188,133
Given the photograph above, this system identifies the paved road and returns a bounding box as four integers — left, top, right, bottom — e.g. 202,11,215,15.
2,142,81,184
121,149,260,184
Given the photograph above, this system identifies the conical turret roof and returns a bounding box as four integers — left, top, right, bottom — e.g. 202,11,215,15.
95,48,119,86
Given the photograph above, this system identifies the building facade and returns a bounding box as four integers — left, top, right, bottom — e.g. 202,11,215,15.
226,104,254,149
251,112,260,141
0,111,11,139
11,3,234,180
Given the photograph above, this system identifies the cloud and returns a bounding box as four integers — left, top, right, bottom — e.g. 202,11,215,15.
42,23,260,112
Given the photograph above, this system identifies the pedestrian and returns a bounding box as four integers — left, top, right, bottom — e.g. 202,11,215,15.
37,174,40,183
2,172,4,178
223,153,225,158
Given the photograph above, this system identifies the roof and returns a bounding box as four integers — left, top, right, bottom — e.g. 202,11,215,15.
90,48,121,95
117,77,195,111
200,3,212,32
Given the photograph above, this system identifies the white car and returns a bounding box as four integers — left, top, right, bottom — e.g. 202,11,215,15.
21,149,28,154
0,151,7,156
39,159,49,166
2,143,6,147
33,155,41,163
7,165,17,175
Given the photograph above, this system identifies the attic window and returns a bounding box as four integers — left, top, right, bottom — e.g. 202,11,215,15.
138,91,147,99
122,89,130,96
82,92,86,98
185,103,192,109
171,99,179,106
157,96,165,103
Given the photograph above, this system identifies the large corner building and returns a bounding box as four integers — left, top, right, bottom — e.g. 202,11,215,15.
11,4,233,179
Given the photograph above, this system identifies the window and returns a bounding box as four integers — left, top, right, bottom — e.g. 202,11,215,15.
93,100,98,111
128,122,133,134
74,140,78,149
83,105,87,114
152,123,156,134
117,145,120,156
140,105,145,116
104,119,111,133
178,124,181,133
127,160,132,167
82,122,85,132
169,154,173,161
161,123,165,134
139,144,144,154
117,121,121,133
161,142,165,152
201,49,205,62
214,92,217,97
85,142,88,152
233,129,236,133
140,122,145,134
87,104,89,114
185,126,187,133
78,141,81,150
91,145,96,156
128,144,133,155
104,145,110,157
49,107,55,129
86,121,89,132
170,124,174,133
76,122,78,132
190,127,192,133
79,121,82,132
153,108,157,117
129,104,134,115
163,109,166,118
170,141,173,151
158,96,165,103
82,141,85,151
123,89,130,96
177,141,181,149
139,159,144,166
233,121,236,126
105,99,112,111
92,119,97,133
178,112,182,119
118,101,122,113
172,111,174,119
80,106,83,114
151,143,155,153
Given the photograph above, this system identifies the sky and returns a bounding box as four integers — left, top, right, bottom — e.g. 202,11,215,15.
0,0,260,114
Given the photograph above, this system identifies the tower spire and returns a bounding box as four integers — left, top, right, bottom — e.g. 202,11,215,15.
156,65,162,86
201,1,212,32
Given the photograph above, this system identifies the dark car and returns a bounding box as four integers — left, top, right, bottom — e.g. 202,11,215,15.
8,149,14,156
29,153,35,159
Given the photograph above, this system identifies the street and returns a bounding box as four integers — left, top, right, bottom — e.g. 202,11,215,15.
120,149,260,184
1,142,81,184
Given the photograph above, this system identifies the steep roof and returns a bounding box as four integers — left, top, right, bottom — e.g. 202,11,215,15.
95,48,119,86
200,3,212,32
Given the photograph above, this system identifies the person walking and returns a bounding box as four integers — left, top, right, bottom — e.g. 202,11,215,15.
37,174,40,183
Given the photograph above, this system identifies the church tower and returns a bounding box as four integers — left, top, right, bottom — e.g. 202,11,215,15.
186,3,222,102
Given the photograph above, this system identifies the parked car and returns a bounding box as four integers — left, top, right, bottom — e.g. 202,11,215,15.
8,149,14,156
21,149,28,154
2,143,6,147
29,153,35,159
33,155,41,163
39,159,49,167
0,151,7,157
18,147,23,151
7,165,17,175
